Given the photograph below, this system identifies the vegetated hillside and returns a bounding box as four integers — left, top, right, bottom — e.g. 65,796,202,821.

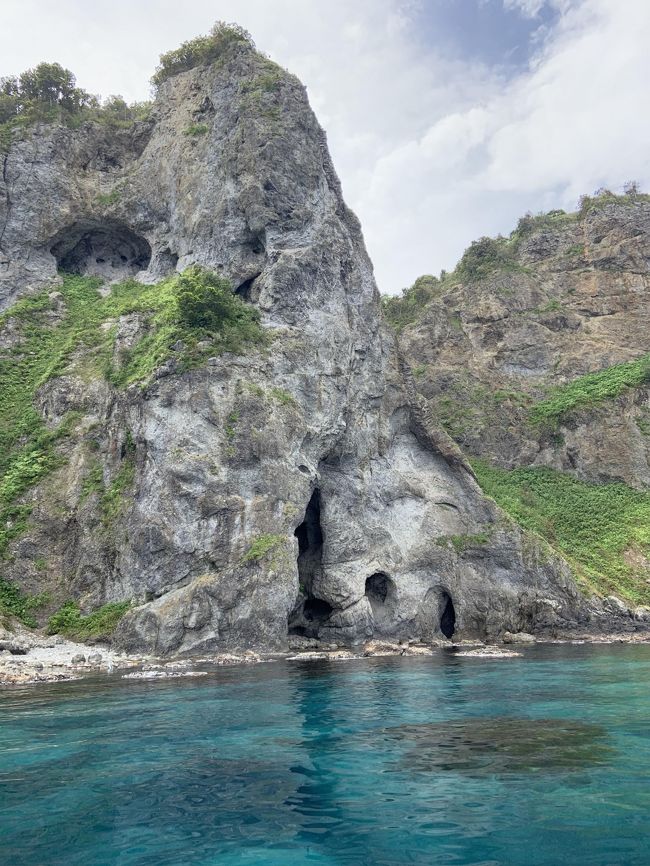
389,189,650,605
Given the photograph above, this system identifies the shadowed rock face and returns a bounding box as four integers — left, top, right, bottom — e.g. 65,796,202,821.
0,42,605,654
50,220,153,280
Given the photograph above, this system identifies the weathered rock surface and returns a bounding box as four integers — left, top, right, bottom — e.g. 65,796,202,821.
399,201,650,488
0,42,624,657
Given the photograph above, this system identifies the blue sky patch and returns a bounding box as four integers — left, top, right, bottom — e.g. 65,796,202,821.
413,0,561,74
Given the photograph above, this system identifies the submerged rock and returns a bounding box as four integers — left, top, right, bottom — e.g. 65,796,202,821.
387,718,613,776
122,670,209,680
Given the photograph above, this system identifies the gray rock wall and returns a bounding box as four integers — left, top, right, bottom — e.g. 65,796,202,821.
0,43,602,653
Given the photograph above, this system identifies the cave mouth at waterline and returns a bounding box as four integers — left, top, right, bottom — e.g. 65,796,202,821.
289,489,331,637
439,591,456,639
365,572,397,632
419,585,457,640
50,220,152,280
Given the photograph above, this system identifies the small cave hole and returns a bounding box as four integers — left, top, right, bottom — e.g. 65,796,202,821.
50,220,151,279
419,586,457,641
365,572,390,605
244,231,266,257
294,488,323,564
303,598,333,621
439,591,456,639
234,272,261,303
365,572,397,632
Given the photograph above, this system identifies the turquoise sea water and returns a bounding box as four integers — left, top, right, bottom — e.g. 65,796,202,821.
2,644,650,866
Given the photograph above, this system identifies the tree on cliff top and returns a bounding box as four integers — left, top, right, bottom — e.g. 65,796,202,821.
0,63,96,124
151,22,255,87
0,63,150,152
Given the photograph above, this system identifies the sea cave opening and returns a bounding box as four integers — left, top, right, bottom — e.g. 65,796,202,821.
289,489,331,638
419,586,457,640
365,572,397,632
439,591,456,639
50,220,152,279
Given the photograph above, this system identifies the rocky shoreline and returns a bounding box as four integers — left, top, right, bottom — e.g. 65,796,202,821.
3,621,650,686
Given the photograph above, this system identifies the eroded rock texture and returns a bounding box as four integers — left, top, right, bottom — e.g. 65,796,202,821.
399,202,650,488
0,43,602,653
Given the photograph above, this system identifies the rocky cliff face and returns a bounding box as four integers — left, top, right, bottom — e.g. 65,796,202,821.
0,40,618,655
398,201,650,488
395,196,650,612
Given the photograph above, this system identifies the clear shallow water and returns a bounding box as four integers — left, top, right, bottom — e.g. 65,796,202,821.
2,645,650,866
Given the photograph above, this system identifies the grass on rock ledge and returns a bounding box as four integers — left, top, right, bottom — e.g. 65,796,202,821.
241,533,285,564
529,354,650,427
472,460,650,606
46,600,130,640
0,577,48,628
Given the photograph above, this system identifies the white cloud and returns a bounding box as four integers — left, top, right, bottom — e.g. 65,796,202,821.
357,0,650,289
503,0,548,17
1,0,649,292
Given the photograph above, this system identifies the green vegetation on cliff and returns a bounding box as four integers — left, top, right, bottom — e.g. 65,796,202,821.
1,21,269,153
455,235,526,282
152,22,254,86
0,274,106,559
472,460,650,605
382,186,648,329
46,600,130,640
0,268,266,620
241,534,285,564
104,266,267,386
529,354,650,427
381,275,442,332
0,577,48,628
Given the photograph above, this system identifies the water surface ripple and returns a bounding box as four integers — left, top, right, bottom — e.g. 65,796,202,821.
2,644,650,865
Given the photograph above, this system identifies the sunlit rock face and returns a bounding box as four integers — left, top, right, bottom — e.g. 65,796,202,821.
0,42,601,655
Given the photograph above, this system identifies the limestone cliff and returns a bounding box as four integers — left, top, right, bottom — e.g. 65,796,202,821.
0,36,622,654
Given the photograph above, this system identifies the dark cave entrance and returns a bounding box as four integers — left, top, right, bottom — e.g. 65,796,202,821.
419,586,457,640
50,220,152,279
365,572,397,632
294,488,323,585
293,597,333,638
234,272,261,303
289,489,332,638
439,591,456,639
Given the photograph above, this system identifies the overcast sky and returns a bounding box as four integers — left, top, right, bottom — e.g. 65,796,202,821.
2,0,649,292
